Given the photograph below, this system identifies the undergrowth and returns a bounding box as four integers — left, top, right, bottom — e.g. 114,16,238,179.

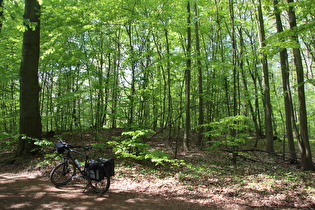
1,128,315,203
107,129,184,166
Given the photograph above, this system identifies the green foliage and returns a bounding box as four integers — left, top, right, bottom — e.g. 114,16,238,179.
202,115,250,149
122,129,155,140
108,129,179,165
1,0,315,158
0,132,10,141
91,143,108,150
33,138,60,166
108,129,152,160
144,150,172,165
22,136,55,158
91,142,109,156
6,136,57,164
0,134,18,151
33,138,55,152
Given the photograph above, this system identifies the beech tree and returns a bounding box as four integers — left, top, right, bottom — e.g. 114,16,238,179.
256,0,274,152
194,2,204,146
273,0,296,162
17,0,42,157
287,0,314,171
183,1,192,152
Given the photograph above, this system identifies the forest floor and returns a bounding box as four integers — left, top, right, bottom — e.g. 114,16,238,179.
1,129,315,209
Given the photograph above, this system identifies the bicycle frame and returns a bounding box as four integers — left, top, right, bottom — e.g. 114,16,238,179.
51,139,112,194
62,147,90,176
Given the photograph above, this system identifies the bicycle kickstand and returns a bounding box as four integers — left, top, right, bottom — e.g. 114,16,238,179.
82,182,90,193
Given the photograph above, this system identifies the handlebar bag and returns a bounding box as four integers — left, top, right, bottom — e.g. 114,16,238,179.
55,142,66,154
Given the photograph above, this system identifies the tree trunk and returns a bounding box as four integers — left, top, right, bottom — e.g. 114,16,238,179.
125,24,136,126
239,27,261,142
17,0,42,157
165,28,173,141
257,0,274,152
194,3,204,146
111,29,122,129
287,0,314,171
273,0,297,162
183,1,191,152
229,0,238,117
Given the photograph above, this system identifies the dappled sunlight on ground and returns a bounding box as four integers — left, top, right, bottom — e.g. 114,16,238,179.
1,129,315,209
0,169,221,210
1,162,315,209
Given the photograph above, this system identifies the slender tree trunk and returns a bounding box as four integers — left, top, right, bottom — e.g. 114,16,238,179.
229,0,238,117
17,0,42,157
183,1,191,152
229,0,238,162
165,28,173,142
111,29,122,129
103,53,111,127
257,0,274,152
96,36,105,129
273,0,297,162
239,27,261,142
247,34,264,138
287,0,314,171
194,3,204,146
125,24,136,125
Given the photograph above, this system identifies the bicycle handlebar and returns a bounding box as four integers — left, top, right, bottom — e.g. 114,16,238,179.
57,139,93,151
71,145,93,150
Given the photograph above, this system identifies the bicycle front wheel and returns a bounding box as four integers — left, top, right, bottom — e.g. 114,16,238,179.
50,160,76,186
89,169,110,194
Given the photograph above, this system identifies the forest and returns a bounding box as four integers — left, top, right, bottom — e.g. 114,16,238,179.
1,0,315,208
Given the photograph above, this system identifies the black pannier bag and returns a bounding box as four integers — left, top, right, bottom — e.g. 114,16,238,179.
86,158,114,181
55,142,66,154
86,160,105,181
100,158,115,177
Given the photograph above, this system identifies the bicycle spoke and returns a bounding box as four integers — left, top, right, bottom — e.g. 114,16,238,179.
50,161,76,186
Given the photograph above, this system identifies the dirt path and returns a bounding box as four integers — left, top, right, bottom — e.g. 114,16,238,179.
2,154,315,210
2,131,315,209
0,167,239,210
2,164,315,209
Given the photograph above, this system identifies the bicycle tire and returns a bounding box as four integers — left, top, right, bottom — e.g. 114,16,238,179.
89,168,110,194
50,160,76,186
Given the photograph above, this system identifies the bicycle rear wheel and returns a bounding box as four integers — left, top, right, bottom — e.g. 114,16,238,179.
50,160,76,186
89,169,110,194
